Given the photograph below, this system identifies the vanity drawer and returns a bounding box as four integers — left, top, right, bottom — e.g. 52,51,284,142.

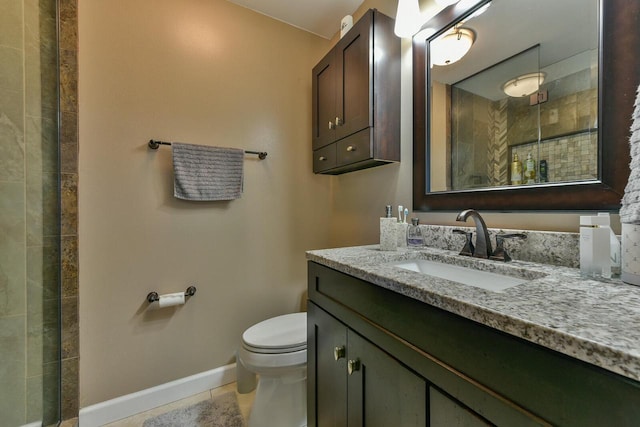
313,144,337,173
336,128,372,167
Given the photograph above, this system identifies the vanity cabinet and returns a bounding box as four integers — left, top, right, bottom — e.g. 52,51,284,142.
311,9,400,174
309,302,426,426
308,261,640,427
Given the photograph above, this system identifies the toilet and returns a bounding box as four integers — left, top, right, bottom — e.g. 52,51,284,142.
237,312,307,427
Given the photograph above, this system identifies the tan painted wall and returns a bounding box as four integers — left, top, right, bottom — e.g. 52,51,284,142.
78,0,332,406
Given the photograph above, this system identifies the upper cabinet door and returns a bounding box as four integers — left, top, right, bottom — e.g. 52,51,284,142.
312,52,337,151
335,11,372,141
311,9,400,174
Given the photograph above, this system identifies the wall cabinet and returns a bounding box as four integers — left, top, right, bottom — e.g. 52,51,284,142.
308,261,640,426
311,9,400,175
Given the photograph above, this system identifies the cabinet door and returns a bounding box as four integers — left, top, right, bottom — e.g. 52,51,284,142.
430,387,492,427
347,331,427,427
335,10,372,141
308,303,348,427
312,51,337,150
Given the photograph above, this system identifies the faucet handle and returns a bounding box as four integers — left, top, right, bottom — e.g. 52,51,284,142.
490,233,527,262
453,229,474,257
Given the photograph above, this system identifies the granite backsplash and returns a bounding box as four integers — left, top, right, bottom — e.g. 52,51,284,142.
396,224,580,268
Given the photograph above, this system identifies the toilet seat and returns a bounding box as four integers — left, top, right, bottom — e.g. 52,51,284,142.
242,312,307,354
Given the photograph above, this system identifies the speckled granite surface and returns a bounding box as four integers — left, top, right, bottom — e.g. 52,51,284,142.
306,245,640,382
421,224,581,268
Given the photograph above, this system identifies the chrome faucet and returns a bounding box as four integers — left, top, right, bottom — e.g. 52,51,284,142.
455,209,492,259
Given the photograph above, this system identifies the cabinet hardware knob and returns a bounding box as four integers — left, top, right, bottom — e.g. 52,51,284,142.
333,345,346,361
335,117,343,126
328,121,335,130
346,145,356,152
319,156,327,161
347,359,360,375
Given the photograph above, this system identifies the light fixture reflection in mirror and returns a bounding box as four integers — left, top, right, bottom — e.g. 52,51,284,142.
431,28,475,66
502,72,546,97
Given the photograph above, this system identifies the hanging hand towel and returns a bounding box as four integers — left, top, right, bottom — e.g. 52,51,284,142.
172,142,244,201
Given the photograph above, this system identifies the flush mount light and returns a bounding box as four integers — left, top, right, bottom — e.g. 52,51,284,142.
430,28,475,66
394,0,423,38
502,72,546,97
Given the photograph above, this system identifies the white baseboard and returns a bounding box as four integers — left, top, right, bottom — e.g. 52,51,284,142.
79,363,236,427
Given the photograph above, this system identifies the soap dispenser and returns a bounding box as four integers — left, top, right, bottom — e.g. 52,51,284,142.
406,218,425,247
380,205,398,251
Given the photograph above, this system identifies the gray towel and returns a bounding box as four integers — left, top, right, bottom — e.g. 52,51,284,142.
172,142,244,201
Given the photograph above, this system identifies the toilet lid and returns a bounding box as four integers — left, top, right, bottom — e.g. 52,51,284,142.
242,312,307,353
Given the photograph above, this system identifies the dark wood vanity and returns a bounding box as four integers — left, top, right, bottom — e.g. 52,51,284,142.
308,261,640,426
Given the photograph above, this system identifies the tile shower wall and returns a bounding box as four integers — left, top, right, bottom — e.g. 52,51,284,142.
0,0,61,425
0,0,78,424
512,131,598,183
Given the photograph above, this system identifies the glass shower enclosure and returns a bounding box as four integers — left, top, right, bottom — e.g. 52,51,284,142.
0,0,62,425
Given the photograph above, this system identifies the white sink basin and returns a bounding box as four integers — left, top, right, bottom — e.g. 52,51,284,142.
388,259,528,292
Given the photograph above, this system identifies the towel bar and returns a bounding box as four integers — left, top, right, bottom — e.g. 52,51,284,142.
146,286,197,303
148,139,267,160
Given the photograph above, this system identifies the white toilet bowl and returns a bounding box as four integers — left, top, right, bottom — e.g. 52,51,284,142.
237,312,307,427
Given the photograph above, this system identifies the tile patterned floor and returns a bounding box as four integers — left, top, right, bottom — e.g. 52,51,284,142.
103,383,255,427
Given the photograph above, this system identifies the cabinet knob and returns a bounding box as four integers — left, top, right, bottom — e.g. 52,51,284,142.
328,121,335,130
347,358,360,375
333,345,346,361
319,156,327,161
346,145,356,152
335,117,343,126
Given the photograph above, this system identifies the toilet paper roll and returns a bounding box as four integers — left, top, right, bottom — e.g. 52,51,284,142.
158,292,186,308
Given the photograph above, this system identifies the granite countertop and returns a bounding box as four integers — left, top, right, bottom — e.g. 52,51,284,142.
306,245,640,382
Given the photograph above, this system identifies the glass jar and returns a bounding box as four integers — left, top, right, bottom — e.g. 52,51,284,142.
406,218,425,247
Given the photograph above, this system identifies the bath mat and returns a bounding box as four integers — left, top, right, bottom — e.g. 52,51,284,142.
142,391,245,427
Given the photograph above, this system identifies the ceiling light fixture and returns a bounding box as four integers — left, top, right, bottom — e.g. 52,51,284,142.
430,28,475,66
394,0,423,38
502,72,546,97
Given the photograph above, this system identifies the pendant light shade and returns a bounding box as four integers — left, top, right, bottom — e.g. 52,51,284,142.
394,0,423,38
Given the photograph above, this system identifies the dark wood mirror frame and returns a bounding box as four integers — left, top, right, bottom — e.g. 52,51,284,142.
413,0,640,211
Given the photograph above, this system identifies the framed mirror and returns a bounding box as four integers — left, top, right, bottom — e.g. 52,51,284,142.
413,0,640,211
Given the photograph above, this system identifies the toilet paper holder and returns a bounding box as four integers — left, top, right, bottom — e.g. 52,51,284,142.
147,286,197,303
